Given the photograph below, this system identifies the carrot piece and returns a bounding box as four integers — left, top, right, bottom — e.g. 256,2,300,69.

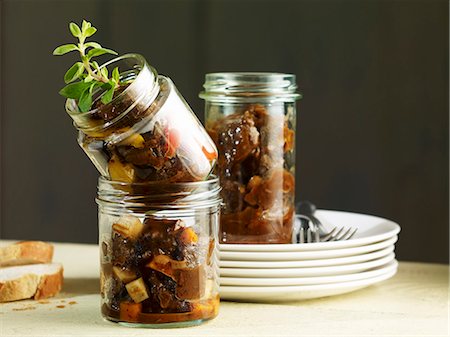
166,128,180,157
202,145,218,161
177,227,198,245
120,301,142,322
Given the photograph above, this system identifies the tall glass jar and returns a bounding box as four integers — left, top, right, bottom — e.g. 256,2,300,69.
96,175,221,327
200,73,301,244
66,54,217,183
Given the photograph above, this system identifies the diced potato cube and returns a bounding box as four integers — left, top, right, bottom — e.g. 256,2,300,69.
119,301,142,321
108,155,135,183
146,255,187,279
112,266,137,283
125,278,149,303
118,134,145,148
112,215,144,240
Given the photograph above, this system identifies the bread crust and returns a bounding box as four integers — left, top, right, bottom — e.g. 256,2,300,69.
0,264,63,302
0,241,54,267
34,268,63,300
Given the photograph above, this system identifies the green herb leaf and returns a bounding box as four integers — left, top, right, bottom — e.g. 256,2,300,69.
78,85,94,112
55,20,121,104
91,61,101,75
84,42,101,49
64,62,84,84
89,82,98,94
112,67,120,82
87,47,118,59
100,67,108,79
84,74,93,82
53,44,78,55
101,82,115,104
58,81,91,99
82,20,91,32
84,27,97,37
69,23,82,38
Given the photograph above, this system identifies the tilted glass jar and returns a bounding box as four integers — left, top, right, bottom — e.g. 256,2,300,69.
66,54,217,184
96,175,221,328
200,73,301,244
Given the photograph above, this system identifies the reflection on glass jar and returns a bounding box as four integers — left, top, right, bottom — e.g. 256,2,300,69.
66,54,217,184
96,176,221,328
200,73,301,244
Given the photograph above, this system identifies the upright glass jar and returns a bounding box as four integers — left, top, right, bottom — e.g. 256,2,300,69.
96,176,221,328
66,54,217,184
200,73,301,244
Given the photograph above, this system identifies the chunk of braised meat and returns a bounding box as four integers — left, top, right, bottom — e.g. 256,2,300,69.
209,110,260,167
107,276,130,312
111,232,137,269
92,84,154,126
175,265,205,300
221,206,258,237
92,85,130,121
146,255,206,301
142,270,193,314
284,124,295,152
140,218,179,258
220,179,247,214
134,232,155,267
116,146,166,169
244,169,295,209
133,157,191,183
140,218,199,262
239,149,261,182
247,104,269,129
221,205,293,242
115,127,167,168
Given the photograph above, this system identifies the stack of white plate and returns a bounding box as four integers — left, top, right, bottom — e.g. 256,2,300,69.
219,210,401,302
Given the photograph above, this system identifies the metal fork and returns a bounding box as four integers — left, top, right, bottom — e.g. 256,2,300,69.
295,215,320,243
298,226,320,243
320,226,358,242
297,201,358,241
297,221,357,243
296,206,358,243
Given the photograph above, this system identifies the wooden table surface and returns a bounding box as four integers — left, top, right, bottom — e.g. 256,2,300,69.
0,241,448,337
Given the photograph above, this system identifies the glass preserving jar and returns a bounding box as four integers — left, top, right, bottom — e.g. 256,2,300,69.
200,73,301,244
66,54,218,184
96,175,221,328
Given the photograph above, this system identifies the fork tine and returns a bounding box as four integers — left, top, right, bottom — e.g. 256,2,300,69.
299,227,305,243
326,226,346,242
337,228,353,241
320,226,337,242
306,228,312,243
344,227,358,240
335,227,353,241
314,229,320,243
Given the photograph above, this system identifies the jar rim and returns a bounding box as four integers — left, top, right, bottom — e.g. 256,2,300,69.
98,174,219,189
96,175,222,212
65,53,159,132
199,72,302,102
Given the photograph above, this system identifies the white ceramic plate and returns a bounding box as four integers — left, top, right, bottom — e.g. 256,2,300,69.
219,245,394,269
219,210,400,252
220,260,398,286
220,261,398,302
220,236,398,261
220,252,395,278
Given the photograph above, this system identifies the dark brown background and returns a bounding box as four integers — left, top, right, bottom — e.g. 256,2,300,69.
1,0,448,263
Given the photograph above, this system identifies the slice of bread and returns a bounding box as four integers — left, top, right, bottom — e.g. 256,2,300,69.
0,241,54,267
0,263,63,302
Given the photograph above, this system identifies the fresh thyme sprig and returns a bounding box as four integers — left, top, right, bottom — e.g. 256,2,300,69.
53,20,120,112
